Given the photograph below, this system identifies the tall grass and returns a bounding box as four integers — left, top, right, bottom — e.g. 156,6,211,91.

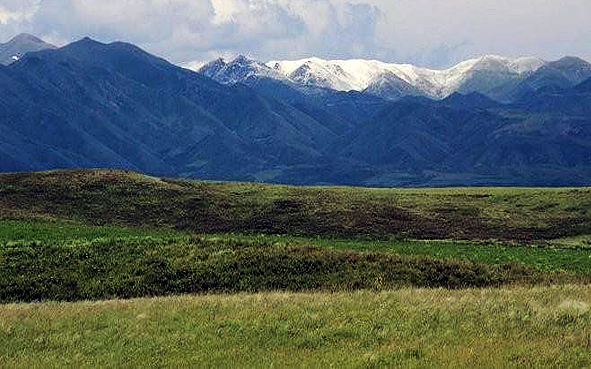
1,287,589,368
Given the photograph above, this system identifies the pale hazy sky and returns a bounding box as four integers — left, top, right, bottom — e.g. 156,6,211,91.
1,0,590,68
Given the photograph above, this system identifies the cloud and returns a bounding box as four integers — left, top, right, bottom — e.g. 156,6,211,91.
246,0,385,60
0,2,38,41
2,0,590,68
30,0,213,43
0,0,38,13
371,0,591,66
197,0,384,61
409,42,475,69
0,1,37,24
1,0,386,64
206,0,306,50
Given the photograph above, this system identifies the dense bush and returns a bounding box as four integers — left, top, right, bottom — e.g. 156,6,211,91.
0,236,580,303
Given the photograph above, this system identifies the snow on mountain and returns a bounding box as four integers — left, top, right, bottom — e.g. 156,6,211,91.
181,60,205,71
199,55,287,84
268,55,546,99
268,57,420,92
198,53,547,100
510,57,547,74
0,33,56,65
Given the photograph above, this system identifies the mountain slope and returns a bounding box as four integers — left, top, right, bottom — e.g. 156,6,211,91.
267,55,545,100
3,35,591,186
338,87,591,186
0,33,55,65
199,55,391,135
200,55,287,84
362,71,425,100
198,54,591,104
1,38,341,179
505,57,591,101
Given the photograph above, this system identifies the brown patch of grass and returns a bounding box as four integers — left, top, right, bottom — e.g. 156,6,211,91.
2,169,591,241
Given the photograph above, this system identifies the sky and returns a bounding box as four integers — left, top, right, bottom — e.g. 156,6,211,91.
1,0,590,69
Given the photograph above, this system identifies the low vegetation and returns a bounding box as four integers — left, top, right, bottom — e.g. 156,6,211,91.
1,219,590,303
4,230,587,303
1,287,589,368
1,169,590,367
2,169,591,241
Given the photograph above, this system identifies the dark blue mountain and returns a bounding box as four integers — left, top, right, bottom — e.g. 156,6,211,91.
200,55,390,134
574,76,591,93
340,80,591,186
2,36,591,186
438,92,502,110
1,38,340,180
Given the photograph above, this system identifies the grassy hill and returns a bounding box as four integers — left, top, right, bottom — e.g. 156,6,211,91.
1,169,591,302
1,169,591,367
3,169,591,240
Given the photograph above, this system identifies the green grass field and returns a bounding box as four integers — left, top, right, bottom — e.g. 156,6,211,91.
1,169,591,367
1,287,589,368
1,219,590,303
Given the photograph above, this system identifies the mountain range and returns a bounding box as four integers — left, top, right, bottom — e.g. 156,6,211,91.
1,34,591,186
200,54,591,102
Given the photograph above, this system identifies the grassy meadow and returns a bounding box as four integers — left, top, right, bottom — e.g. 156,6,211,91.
1,287,590,368
1,169,591,367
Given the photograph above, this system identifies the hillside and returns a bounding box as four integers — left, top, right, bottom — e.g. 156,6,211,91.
3,169,591,241
0,33,55,65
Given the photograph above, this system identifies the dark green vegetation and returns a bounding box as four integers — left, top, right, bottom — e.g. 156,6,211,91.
1,169,591,303
239,235,591,274
4,230,584,303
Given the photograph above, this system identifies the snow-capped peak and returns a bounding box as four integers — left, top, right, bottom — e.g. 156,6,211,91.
268,57,421,92
267,55,546,98
510,56,547,73
199,55,287,84
196,53,549,99
468,54,545,74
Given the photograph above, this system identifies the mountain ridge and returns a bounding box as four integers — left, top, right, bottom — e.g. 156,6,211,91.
0,33,56,65
2,34,591,186
199,54,556,101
